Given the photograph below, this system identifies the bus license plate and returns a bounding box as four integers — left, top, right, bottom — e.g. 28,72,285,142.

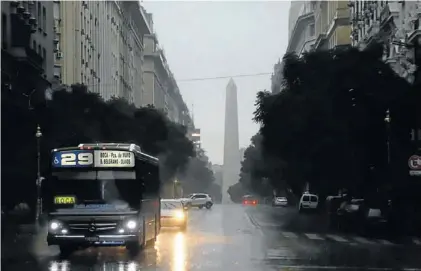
54,196,76,204
85,236,99,242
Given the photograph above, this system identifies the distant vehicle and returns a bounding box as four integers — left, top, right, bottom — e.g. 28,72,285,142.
42,143,161,255
272,197,288,207
180,193,213,209
298,192,319,213
161,199,187,230
242,195,258,206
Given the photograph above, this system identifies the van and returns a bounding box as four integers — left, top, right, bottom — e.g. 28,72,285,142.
299,193,319,213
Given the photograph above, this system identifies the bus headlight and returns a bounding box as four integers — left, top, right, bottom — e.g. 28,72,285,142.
175,211,185,220
126,220,137,229
49,220,61,231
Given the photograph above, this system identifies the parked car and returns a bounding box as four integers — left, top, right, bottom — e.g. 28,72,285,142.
272,197,288,207
298,192,319,213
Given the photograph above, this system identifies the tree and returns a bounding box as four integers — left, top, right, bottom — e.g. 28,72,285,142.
179,148,215,195
1,84,196,210
254,43,411,197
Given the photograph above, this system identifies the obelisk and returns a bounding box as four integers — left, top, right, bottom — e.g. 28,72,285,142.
222,78,240,204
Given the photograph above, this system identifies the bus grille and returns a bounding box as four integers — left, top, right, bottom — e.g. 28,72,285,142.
67,222,118,234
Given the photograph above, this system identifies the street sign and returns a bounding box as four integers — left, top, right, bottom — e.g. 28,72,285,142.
408,155,421,177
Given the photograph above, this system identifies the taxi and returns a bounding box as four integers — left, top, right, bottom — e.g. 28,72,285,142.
160,199,187,231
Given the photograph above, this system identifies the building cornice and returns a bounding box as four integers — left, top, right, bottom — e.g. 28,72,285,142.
287,12,315,53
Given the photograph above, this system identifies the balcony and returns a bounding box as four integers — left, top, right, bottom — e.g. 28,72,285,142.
9,46,44,72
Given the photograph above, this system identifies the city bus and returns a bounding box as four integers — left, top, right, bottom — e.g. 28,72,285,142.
42,143,160,255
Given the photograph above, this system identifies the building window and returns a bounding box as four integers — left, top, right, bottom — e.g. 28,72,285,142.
53,65,61,78
37,3,41,28
42,6,46,30
309,23,315,37
2,13,7,49
42,48,46,70
53,2,60,20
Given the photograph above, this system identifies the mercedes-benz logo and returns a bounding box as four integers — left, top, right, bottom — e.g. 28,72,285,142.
89,222,96,232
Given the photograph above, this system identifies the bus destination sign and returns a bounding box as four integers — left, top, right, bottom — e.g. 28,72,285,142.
94,150,135,168
52,150,135,168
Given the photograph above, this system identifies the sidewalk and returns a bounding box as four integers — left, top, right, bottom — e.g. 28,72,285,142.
1,226,35,263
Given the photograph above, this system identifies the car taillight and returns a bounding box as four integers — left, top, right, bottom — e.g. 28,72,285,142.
244,200,248,204
253,201,256,205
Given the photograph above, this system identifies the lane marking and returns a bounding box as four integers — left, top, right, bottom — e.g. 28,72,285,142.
326,234,348,242
412,238,421,245
304,233,324,240
282,231,298,238
353,236,376,244
378,239,395,245
242,212,264,237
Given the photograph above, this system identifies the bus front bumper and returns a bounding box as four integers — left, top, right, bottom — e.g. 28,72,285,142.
47,234,139,246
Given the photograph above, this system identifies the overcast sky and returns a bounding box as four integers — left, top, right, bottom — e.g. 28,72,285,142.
142,1,290,165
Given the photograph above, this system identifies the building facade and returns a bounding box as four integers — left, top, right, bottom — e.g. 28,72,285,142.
190,128,201,150
313,1,352,51
2,1,54,107
51,1,192,126
349,1,420,83
287,1,316,55
54,1,151,106
271,59,284,94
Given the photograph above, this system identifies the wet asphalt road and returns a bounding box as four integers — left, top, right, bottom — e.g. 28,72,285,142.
3,204,421,271
247,205,421,270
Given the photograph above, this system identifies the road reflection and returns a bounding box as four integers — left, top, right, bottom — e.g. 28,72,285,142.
47,229,188,271
173,232,186,271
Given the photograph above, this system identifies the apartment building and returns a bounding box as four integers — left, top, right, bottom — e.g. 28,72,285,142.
2,1,54,105
349,1,420,83
313,1,352,50
54,1,150,106
271,59,284,94
142,30,192,126
287,1,316,55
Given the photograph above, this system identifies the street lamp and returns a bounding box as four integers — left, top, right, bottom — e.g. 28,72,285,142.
173,179,179,199
35,125,42,226
384,109,391,165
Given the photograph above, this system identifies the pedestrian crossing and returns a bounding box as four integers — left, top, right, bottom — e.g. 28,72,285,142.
273,231,421,247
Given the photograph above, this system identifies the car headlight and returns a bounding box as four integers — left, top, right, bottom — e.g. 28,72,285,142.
126,220,137,229
175,211,185,220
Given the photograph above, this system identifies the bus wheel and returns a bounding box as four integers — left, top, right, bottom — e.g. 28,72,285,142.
126,242,140,255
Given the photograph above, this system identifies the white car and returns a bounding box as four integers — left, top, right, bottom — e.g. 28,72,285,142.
180,193,213,209
161,199,187,230
272,197,288,207
298,192,319,213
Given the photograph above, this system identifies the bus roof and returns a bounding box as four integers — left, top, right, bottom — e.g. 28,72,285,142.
52,143,159,165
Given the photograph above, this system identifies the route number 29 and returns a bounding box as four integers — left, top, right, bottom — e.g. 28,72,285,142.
61,153,93,166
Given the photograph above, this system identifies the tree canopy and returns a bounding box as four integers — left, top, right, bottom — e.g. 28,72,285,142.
1,84,196,209
179,148,216,195
253,43,414,198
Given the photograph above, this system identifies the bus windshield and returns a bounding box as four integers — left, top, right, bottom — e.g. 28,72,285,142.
43,170,141,210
